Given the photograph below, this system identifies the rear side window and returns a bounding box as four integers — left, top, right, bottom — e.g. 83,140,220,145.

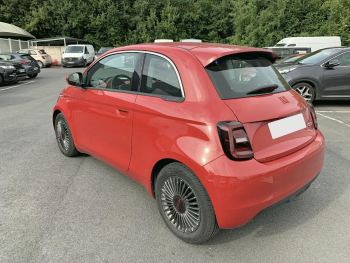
206,54,290,99
140,54,182,98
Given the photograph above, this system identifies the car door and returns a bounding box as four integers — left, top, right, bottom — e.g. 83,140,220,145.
322,51,350,97
72,52,143,171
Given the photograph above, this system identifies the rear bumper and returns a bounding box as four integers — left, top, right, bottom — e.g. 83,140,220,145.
24,65,40,75
203,130,325,229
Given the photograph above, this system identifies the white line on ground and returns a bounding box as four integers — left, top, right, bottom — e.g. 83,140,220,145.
316,110,350,113
317,112,350,127
0,81,36,92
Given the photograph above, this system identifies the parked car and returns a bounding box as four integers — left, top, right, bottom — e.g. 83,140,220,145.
18,48,52,68
53,43,324,244
275,53,305,66
0,53,40,79
0,57,27,82
95,47,114,59
61,44,95,67
276,47,350,102
0,61,17,85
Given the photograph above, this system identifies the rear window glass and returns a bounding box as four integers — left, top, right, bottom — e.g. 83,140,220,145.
38,50,47,54
206,54,290,99
20,54,35,61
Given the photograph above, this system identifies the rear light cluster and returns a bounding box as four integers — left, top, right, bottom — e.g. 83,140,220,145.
217,121,254,160
20,59,30,65
308,103,318,129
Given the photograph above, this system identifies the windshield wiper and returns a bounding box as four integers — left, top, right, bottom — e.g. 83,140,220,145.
247,84,279,95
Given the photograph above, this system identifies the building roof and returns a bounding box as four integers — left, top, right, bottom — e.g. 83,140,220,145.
0,22,35,39
113,42,277,66
31,37,86,46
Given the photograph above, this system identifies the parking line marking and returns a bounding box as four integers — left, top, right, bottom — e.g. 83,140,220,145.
0,81,35,92
317,112,350,127
316,111,350,113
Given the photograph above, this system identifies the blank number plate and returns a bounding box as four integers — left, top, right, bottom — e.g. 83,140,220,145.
268,113,306,139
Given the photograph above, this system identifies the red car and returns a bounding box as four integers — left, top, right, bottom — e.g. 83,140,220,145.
53,43,324,243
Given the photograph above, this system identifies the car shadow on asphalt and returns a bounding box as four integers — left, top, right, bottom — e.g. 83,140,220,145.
206,147,350,245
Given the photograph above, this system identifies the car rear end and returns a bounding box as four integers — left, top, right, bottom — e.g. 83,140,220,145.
38,49,52,67
202,52,324,229
17,54,41,77
0,62,17,84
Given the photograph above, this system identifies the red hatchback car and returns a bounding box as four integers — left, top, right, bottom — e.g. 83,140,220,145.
53,43,324,243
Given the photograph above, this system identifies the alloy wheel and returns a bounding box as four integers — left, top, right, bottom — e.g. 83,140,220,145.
295,85,313,102
56,120,71,151
160,176,201,233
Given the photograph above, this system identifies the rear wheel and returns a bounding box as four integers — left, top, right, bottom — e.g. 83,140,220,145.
293,82,316,103
54,113,80,157
28,73,38,79
155,163,219,244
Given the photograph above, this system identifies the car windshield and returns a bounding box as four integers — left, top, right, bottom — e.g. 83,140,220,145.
206,54,290,99
295,49,342,65
279,55,303,63
65,46,84,53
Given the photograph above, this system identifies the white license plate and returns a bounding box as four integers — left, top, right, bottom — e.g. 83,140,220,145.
34,67,38,70
268,113,306,139
19,69,25,73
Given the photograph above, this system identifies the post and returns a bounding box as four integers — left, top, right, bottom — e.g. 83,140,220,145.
19,40,21,50
63,38,66,47
8,38,12,52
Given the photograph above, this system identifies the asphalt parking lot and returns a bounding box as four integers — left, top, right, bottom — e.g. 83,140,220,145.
0,68,349,263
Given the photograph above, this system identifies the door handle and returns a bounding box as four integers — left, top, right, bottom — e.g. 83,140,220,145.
117,109,129,113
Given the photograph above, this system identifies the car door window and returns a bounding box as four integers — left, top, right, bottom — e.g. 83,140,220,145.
140,54,182,97
87,52,141,91
337,52,350,66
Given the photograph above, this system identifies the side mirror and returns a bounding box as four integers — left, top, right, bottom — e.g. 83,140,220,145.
325,59,340,68
66,72,84,87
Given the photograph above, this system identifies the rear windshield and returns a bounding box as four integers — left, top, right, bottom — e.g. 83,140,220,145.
206,54,290,99
65,46,84,53
38,49,47,54
20,54,35,61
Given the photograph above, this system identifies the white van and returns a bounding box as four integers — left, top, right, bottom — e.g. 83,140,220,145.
61,44,95,67
274,36,341,52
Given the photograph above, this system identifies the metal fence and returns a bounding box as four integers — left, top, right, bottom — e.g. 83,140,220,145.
0,38,31,53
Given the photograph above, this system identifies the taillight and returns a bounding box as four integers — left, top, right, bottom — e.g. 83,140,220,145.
20,59,30,65
308,103,318,129
217,121,254,160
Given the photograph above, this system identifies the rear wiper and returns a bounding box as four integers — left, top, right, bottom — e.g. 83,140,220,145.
247,84,279,95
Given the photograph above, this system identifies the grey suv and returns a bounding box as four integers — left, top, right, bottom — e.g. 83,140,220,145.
275,47,350,103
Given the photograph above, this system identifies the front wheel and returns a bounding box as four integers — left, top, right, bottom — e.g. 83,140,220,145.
54,113,80,157
155,163,219,244
293,82,316,103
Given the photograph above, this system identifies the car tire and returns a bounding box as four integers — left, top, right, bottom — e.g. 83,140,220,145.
28,73,38,79
0,74,3,86
293,82,316,103
37,61,44,68
155,162,219,244
54,113,80,157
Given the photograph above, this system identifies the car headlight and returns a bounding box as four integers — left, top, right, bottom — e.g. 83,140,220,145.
278,67,297,74
0,65,16,70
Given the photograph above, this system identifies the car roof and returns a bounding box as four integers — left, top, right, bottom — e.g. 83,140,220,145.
111,42,277,66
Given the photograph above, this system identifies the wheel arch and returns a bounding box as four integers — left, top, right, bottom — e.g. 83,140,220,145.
150,158,179,197
291,79,320,99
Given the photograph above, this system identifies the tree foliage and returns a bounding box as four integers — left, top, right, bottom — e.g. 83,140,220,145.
1,0,349,48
